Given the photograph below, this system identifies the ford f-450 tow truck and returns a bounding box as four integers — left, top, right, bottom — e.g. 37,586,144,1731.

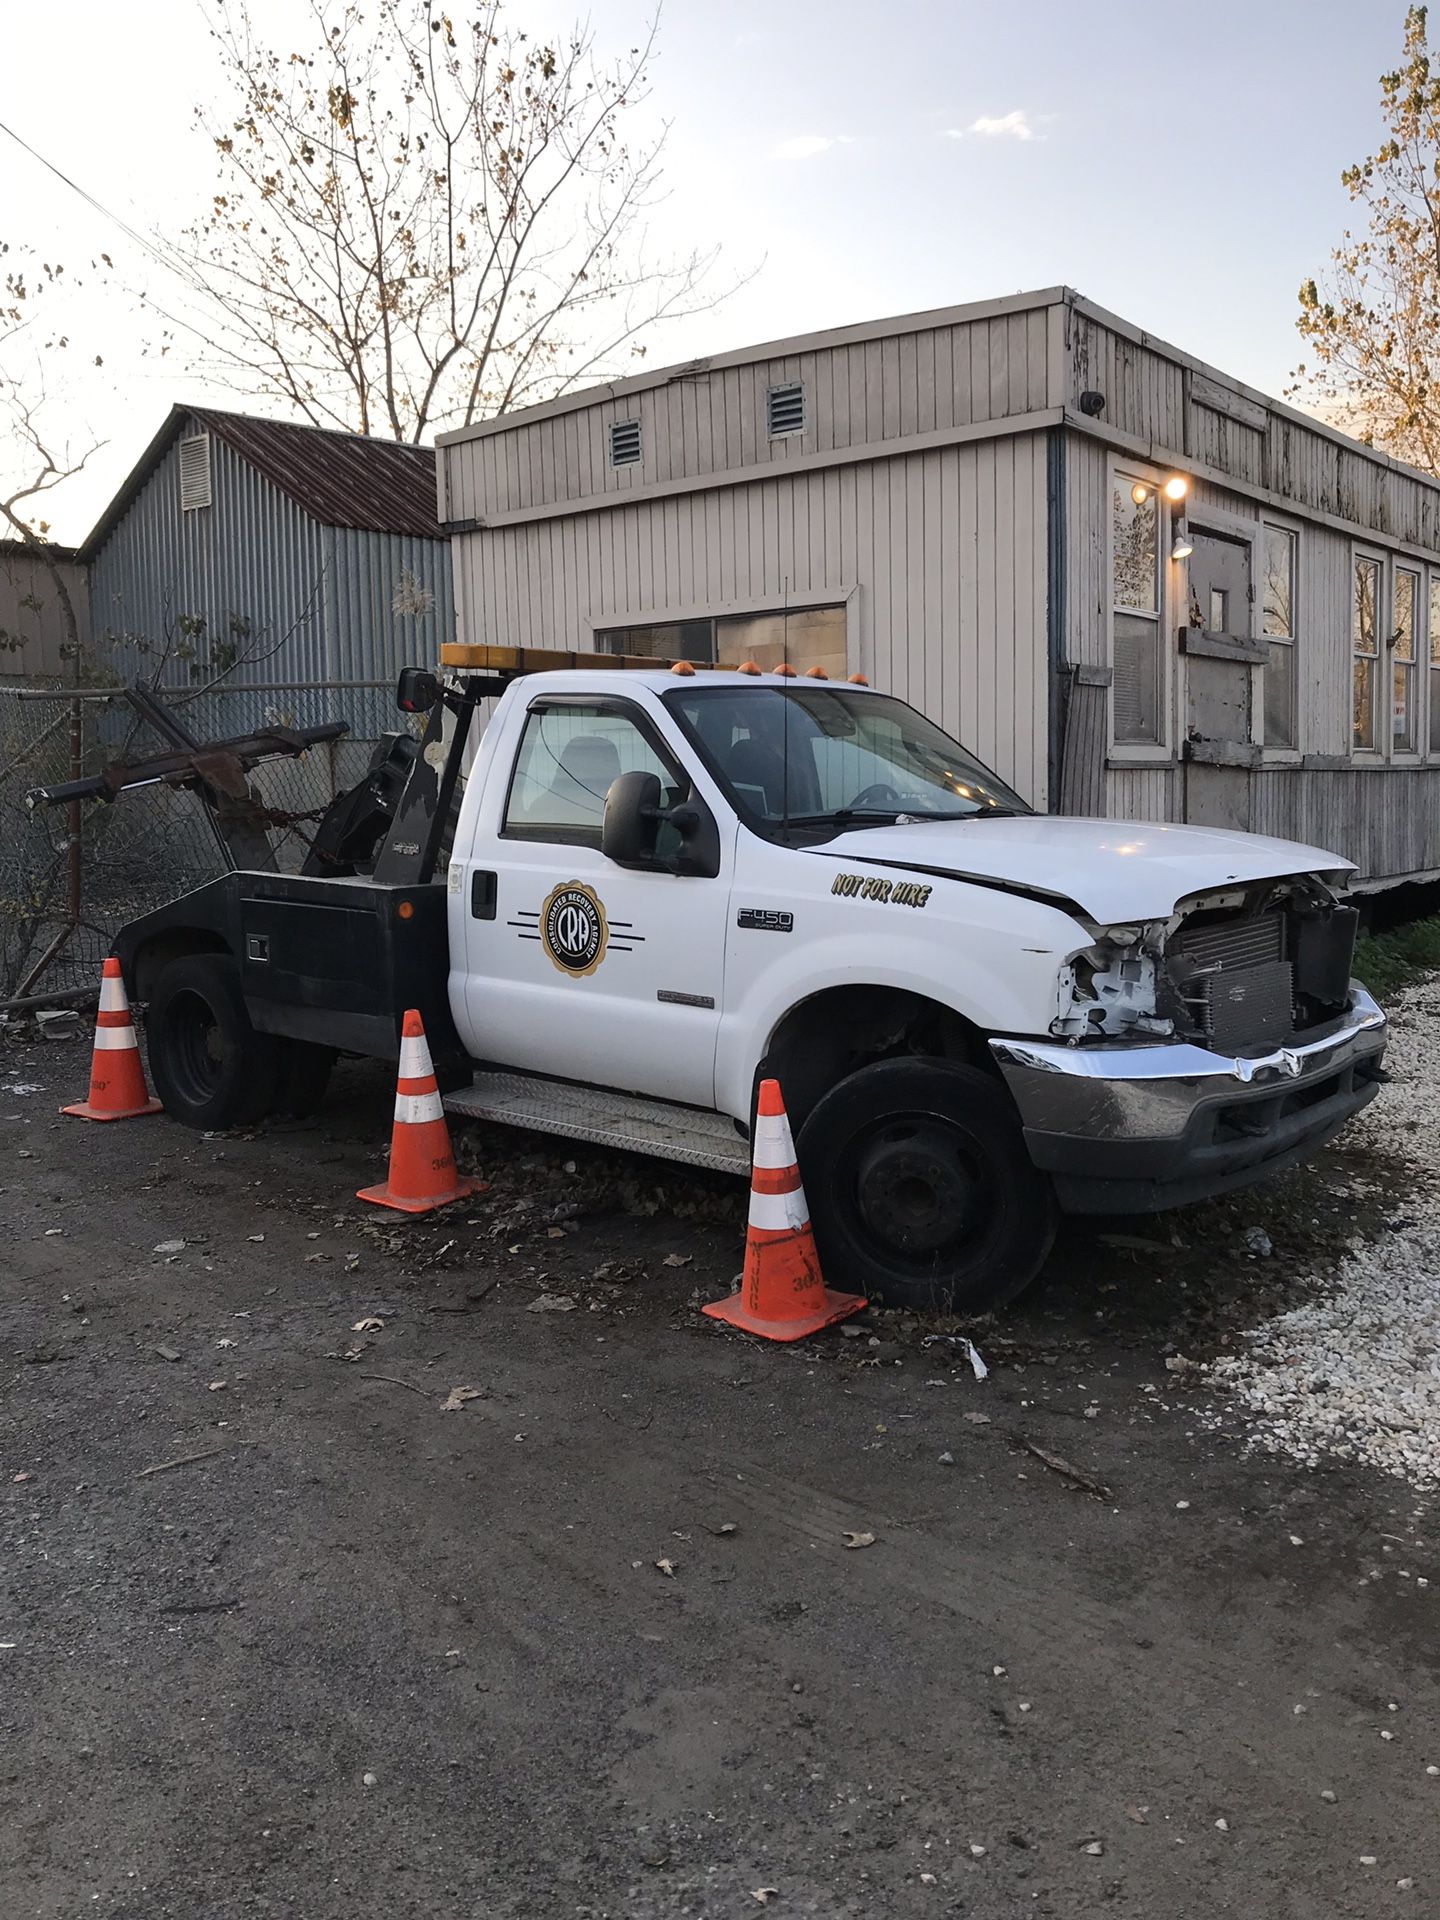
85,646,1386,1313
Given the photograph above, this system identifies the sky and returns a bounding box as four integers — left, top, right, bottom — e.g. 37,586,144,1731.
0,0,1416,543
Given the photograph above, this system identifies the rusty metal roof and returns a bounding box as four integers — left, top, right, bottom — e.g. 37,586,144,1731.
80,405,442,557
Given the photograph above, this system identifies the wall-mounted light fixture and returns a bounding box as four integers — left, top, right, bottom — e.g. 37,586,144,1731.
1129,473,1193,558
1130,473,1190,506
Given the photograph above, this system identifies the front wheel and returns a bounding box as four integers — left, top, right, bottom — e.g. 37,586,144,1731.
796,1058,1057,1313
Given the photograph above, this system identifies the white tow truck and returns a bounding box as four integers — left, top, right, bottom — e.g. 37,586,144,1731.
108,645,1387,1311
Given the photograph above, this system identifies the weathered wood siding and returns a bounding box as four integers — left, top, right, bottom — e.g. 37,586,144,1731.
452,436,1052,808
1062,422,1440,877
444,296,1059,526
1066,303,1440,557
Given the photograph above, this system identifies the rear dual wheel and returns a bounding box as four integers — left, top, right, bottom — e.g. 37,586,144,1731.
147,954,333,1130
796,1058,1057,1314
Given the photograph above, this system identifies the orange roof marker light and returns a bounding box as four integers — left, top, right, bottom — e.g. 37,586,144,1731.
737,660,764,676
773,662,798,677
848,672,870,686
804,666,829,679
669,659,697,676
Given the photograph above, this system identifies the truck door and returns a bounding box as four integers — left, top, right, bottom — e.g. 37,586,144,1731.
457,695,731,1107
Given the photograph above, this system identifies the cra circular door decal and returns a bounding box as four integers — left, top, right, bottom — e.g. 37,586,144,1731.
539,880,609,977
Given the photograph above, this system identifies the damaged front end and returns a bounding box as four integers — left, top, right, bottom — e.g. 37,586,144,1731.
1052,875,1360,1050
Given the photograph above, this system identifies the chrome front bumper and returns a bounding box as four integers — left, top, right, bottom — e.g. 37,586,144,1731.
989,985,1387,1214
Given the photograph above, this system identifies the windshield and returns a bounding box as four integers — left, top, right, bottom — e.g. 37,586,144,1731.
663,683,1029,832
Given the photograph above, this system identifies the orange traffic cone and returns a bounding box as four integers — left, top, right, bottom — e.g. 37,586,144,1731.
703,1078,865,1342
61,958,163,1123
358,1009,485,1214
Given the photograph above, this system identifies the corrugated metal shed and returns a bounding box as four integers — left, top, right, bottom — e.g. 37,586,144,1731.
83,407,452,733
80,406,442,558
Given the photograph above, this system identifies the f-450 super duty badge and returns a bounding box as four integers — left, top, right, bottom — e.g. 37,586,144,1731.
539,880,609,976
831,873,932,909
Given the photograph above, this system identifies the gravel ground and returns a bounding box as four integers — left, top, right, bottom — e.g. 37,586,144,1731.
1203,982,1440,1488
6,1015,1440,1916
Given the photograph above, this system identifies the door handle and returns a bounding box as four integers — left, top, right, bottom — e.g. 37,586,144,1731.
471,870,497,920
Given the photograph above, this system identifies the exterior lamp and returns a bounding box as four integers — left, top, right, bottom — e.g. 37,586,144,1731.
1162,475,1190,502
1171,518,1194,561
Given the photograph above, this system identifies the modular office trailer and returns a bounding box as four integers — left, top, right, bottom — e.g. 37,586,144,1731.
436,285,1440,888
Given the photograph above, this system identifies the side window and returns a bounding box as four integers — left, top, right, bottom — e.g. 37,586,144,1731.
503,703,686,847
1112,472,1163,746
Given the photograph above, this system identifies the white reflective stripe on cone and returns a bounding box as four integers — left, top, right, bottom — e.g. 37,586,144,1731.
92,1027,139,1051
748,1184,811,1233
394,1089,445,1126
398,1033,434,1079
751,1110,798,1170
99,976,128,1013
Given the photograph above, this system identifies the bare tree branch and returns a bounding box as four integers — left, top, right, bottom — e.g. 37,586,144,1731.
151,0,740,445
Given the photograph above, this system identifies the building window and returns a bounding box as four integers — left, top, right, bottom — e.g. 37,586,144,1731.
1393,565,1419,753
766,382,805,437
179,434,212,512
609,420,641,468
597,604,848,680
1430,574,1440,756
1112,472,1163,746
1353,554,1381,752
1261,524,1297,750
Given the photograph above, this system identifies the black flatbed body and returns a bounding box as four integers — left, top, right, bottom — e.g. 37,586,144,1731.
112,870,466,1079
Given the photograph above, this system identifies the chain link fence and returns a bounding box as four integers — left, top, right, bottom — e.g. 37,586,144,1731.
0,680,412,1003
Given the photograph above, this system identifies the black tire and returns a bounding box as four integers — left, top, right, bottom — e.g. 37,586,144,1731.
270,1039,336,1119
796,1058,1057,1314
146,953,281,1131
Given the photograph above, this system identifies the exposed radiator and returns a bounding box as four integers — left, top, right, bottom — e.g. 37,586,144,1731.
1166,912,1296,1051
1169,912,1284,974
1198,959,1296,1052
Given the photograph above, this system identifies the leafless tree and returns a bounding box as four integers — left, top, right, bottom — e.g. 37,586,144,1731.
163,0,732,441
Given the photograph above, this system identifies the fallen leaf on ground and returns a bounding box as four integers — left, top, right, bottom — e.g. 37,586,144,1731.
705,1521,738,1536
527,1293,576,1313
842,1531,876,1550
663,1252,692,1268
963,1411,992,1426
441,1385,484,1411
751,1891,779,1905
352,1317,385,1333
153,1239,185,1255
654,1558,678,1577
207,1380,227,1392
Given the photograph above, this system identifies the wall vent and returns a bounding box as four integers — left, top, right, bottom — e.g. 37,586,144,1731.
609,419,641,467
179,434,213,512
767,381,805,437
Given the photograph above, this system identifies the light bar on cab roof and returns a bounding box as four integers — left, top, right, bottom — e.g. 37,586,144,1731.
438,640,873,685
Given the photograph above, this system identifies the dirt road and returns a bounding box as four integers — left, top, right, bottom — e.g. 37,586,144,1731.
4,1025,1438,1918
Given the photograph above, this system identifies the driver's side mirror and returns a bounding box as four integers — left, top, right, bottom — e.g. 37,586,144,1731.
602,770,720,878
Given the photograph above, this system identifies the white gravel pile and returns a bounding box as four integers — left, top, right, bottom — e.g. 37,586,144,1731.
1203,981,1440,1488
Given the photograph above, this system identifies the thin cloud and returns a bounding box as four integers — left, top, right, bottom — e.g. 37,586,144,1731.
770,134,852,161
945,111,1038,142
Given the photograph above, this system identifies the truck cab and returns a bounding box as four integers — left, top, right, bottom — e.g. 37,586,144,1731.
112,655,1387,1315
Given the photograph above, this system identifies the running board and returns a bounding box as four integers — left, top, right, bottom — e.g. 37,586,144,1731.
444,1071,751,1175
